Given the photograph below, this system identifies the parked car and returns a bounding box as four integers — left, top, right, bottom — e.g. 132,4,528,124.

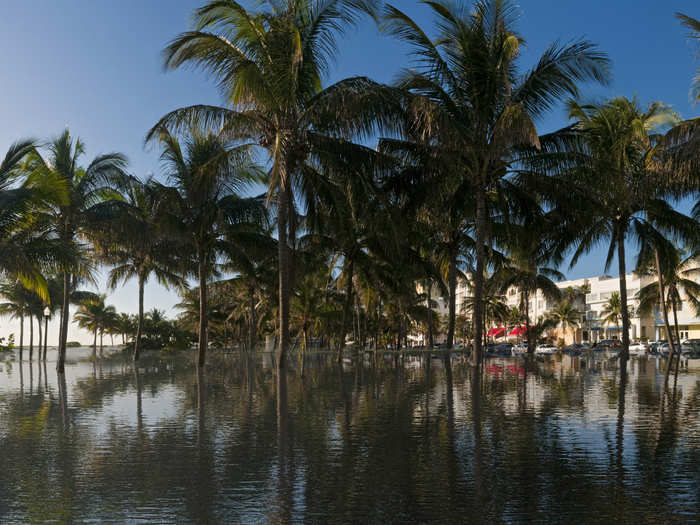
563,343,590,355
595,339,620,351
628,341,648,356
493,343,514,356
681,339,700,355
535,343,558,355
513,343,529,355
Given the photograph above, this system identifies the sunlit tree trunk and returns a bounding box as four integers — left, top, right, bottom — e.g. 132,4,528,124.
655,250,676,394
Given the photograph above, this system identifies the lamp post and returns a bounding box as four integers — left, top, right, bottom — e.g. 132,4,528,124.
43,307,50,360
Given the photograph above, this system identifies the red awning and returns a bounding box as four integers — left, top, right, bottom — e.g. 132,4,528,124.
493,327,505,338
508,326,528,336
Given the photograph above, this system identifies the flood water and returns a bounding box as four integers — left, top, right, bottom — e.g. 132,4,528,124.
0,348,699,524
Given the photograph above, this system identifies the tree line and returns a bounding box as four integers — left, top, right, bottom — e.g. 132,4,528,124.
1,1,699,385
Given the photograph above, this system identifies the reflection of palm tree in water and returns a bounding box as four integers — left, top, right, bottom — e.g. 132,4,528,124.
273,370,293,523
471,364,485,513
614,361,628,517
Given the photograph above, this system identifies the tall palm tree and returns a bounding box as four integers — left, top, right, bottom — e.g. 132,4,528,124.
149,0,386,369
149,122,264,367
90,176,184,361
677,13,700,104
556,97,696,361
378,0,610,360
27,130,127,372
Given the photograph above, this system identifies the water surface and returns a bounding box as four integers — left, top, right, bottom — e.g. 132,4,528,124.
1,349,698,523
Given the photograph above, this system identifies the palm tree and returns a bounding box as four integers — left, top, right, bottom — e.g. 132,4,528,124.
637,247,700,386
114,313,136,346
148,122,264,367
73,294,116,355
378,0,610,360
496,233,563,354
27,130,127,372
91,176,184,361
0,139,57,297
0,280,30,358
221,226,276,353
150,0,385,369
549,300,581,343
556,97,696,361
677,13,700,104
600,292,632,339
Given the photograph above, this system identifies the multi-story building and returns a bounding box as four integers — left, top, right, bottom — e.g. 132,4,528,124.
417,269,700,346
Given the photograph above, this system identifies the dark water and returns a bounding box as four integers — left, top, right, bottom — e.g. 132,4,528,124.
1,348,699,524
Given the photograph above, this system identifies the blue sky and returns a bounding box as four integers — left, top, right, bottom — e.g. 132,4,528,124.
1,0,699,343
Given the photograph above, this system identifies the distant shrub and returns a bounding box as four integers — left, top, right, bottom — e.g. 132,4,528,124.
0,335,15,352
66,341,81,347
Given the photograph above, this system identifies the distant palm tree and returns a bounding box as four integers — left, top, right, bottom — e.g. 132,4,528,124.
600,292,633,339
677,13,700,104
549,301,581,343
0,280,31,358
90,176,184,361
151,0,384,369
27,130,127,372
74,294,117,355
378,0,610,360
149,122,265,367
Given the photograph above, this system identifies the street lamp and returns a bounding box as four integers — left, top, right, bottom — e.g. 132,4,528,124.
43,307,50,360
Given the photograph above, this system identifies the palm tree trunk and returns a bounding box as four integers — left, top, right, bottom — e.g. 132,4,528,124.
133,274,145,362
337,258,355,363
248,285,256,353
446,244,457,350
93,328,97,358
197,258,208,367
655,250,676,392
427,281,434,350
671,298,682,383
37,315,42,362
617,231,630,362
524,290,533,355
100,331,104,356
43,315,48,360
473,186,487,362
18,312,24,361
57,271,70,373
277,184,291,371
29,310,34,361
